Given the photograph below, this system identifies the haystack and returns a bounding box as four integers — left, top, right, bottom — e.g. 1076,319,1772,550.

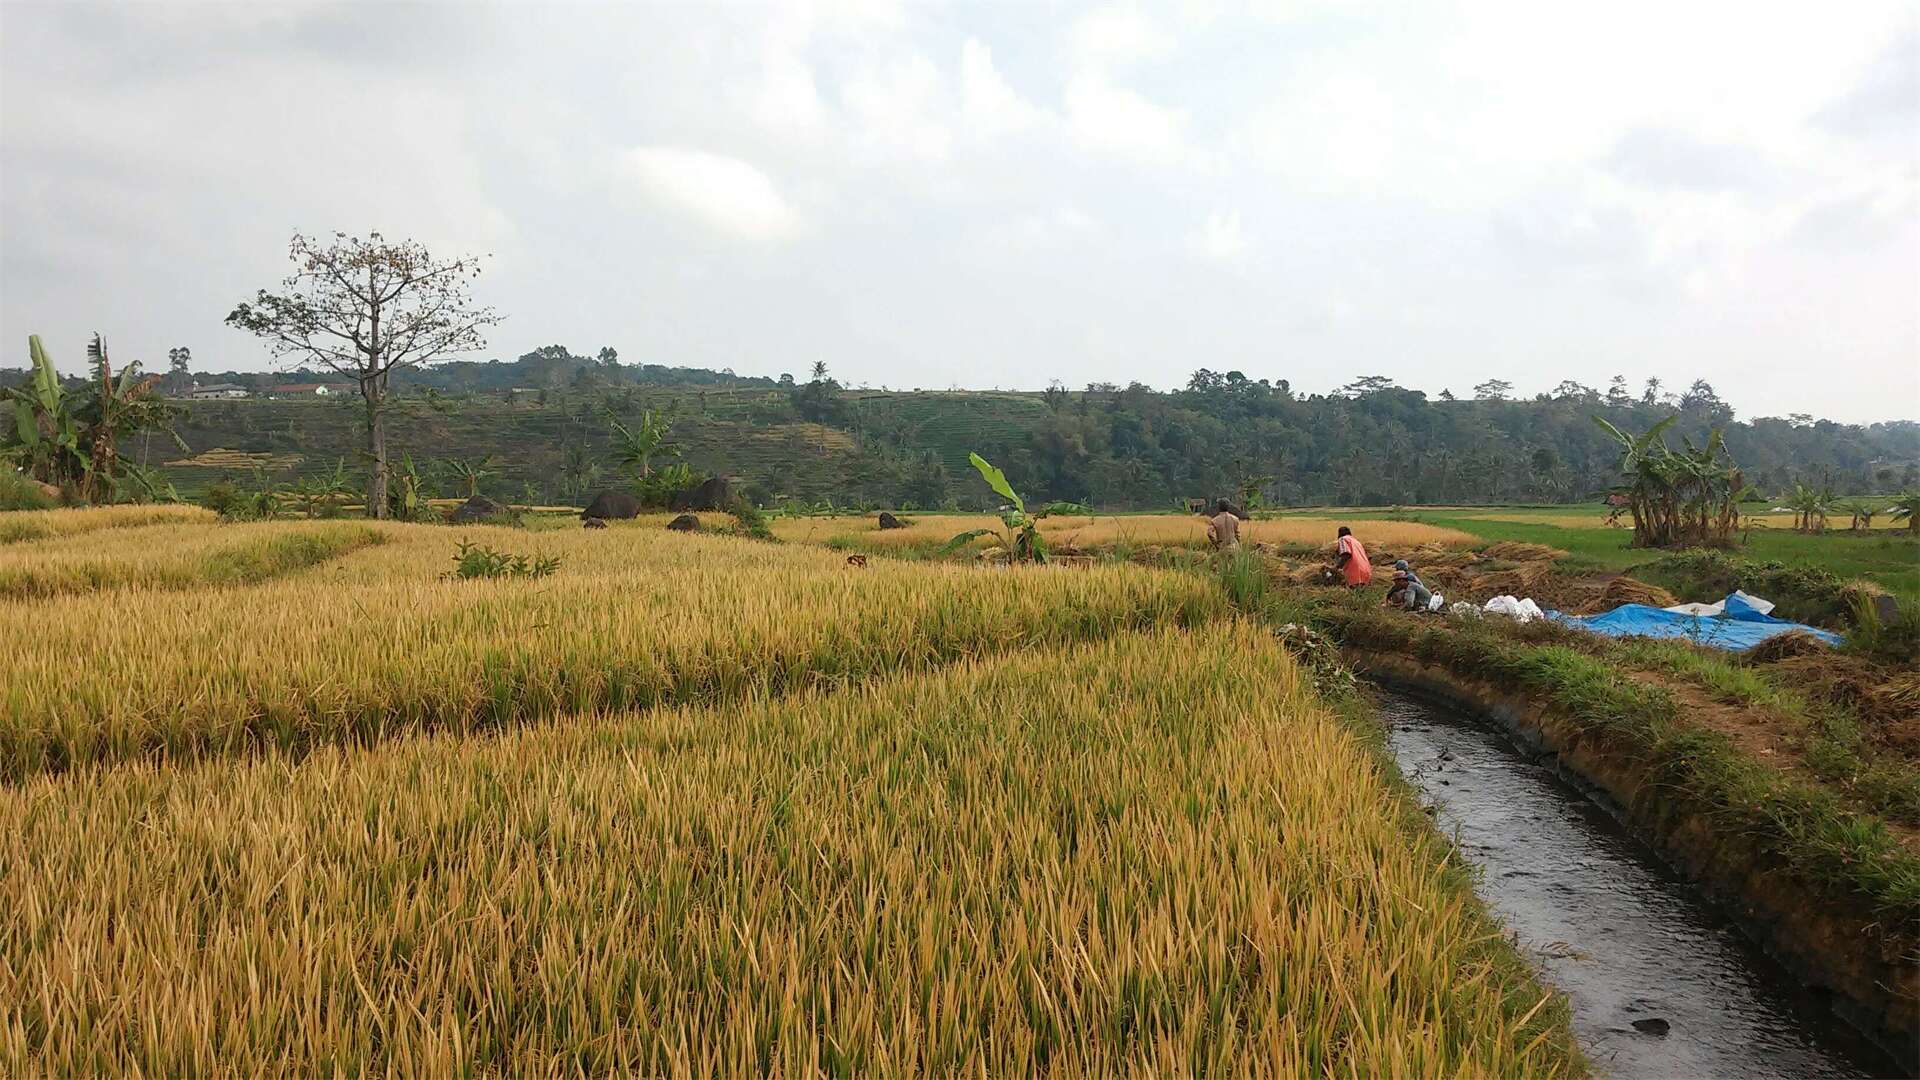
1746,630,1830,664
1287,563,1337,586
1472,561,1554,598
1598,576,1677,609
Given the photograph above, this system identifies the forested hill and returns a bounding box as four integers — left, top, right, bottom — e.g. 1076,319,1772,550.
14,347,1917,509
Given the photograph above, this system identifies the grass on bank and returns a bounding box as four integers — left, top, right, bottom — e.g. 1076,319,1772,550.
0,624,1579,1076
0,520,1222,781
1614,639,1920,826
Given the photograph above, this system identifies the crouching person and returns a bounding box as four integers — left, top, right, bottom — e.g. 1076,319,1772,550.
1383,559,1435,612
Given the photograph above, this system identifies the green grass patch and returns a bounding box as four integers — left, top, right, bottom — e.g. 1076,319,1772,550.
201,526,385,585
1409,510,1920,604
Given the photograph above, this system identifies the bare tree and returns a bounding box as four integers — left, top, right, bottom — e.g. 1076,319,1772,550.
226,232,499,517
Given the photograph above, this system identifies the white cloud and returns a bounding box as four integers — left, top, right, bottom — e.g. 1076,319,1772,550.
1188,210,1248,259
1065,73,1187,164
1,1,1914,422
1237,73,1401,194
1069,5,1175,70
981,204,1101,251
623,147,801,239
960,38,1045,139
752,48,828,144
841,53,952,163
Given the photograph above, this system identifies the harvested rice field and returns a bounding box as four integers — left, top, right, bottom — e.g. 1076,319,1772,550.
0,507,1578,1074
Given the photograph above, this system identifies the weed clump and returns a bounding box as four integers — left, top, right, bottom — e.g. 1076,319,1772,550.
445,539,559,581
1639,550,1851,627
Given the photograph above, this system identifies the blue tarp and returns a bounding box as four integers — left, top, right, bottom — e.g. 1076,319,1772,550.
1549,592,1842,652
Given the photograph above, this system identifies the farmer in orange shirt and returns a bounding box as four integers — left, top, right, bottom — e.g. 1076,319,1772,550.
1334,526,1372,588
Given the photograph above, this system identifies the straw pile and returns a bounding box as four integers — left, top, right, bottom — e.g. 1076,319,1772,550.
1770,653,1920,749
1598,576,1677,609
1745,630,1831,664
1472,561,1554,598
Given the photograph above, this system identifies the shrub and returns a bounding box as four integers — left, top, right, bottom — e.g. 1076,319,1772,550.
727,497,776,542
444,540,560,580
1639,550,1851,627
1844,592,1920,665
631,463,705,509
0,472,58,511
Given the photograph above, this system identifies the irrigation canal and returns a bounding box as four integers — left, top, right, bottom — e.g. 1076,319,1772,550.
1375,687,1896,1078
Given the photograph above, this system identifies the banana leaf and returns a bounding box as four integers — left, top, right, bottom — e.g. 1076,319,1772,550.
967,452,1023,513
942,528,995,553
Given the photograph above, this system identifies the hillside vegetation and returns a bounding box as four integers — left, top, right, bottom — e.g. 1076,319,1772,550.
25,348,1911,511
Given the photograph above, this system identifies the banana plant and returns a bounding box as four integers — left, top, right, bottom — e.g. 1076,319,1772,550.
284,460,356,518
944,452,1046,563
3,336,83,490
1840,498,1879,531
1888,492,1918,535
608,407,677,479
2,334,182,504
387,453,432,521
443,456,495,499
1591,414,1743,548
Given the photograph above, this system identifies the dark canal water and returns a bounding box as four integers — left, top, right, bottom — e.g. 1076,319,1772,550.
1376,687,1897,1078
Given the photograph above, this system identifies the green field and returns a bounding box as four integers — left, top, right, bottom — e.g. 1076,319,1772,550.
1398,506,1920,602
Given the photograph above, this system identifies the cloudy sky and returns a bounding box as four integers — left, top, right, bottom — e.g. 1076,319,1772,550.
2,1,1915,422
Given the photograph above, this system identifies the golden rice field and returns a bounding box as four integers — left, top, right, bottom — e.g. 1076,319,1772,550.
0,517,1219,779
762,512,1477,553
0,502,214,543
0,520,382,599
0,506,1578,1072
0,621,1577,1075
